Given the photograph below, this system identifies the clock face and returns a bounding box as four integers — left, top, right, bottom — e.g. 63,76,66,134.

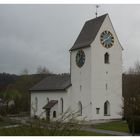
100,30,114,48
76,50,85,68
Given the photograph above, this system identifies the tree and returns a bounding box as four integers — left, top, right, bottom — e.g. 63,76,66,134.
20,68,29,75
0,84,22,113
134,61,140,74
0,72,47,114
126,61,140,74
123,61,140,134
36,66,51,74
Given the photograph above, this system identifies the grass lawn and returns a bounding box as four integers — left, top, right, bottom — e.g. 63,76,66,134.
0,122,11,127
0,126,112,136
0,121,17,127
91,121,129,132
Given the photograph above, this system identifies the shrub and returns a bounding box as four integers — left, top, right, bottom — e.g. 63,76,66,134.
127,116,140,134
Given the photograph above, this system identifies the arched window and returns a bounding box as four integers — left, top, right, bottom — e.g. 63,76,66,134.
35,97,38,111
60,98,63,114
78,101,82,116
53,111,56,118
104,101,110,116
104,53,109,64
47,97,49,104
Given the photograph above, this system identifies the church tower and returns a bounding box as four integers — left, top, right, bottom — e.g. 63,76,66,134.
70,14,123,120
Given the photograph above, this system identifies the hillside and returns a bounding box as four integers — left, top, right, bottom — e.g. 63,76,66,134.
0,73,49,113
0,73,18,91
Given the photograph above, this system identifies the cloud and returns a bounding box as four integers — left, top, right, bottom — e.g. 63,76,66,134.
0,4,139,74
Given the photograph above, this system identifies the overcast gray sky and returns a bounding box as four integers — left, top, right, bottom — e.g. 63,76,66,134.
0,4,139,74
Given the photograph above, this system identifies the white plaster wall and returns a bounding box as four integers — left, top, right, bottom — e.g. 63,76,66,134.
90,15,122,120
31,86,72,120
70,47,92,120
50,103,58,121
30,14,122,122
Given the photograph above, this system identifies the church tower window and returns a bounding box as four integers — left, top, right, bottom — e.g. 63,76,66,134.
35,97,38,112
53,111,56,118
60,98,63,114
96,108,100,114
106,83,108,90
80,85,82,91
47,97,49,104
104,101,110,116
78,101,82,116
104,53,109,64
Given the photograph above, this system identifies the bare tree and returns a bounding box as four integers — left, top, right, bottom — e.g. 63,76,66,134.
123,61,140,134
134,61,140,74
127,61,140,74
20,68,29,75
36,66,51,74
127,67,135,74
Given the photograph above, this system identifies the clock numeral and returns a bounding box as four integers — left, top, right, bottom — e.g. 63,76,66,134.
108,44,111,48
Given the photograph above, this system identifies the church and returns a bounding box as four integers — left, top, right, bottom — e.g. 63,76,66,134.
30,13,123,121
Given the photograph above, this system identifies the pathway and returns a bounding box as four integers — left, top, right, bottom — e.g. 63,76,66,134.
0,124,20,129
81,127,131,136
0,123,139,136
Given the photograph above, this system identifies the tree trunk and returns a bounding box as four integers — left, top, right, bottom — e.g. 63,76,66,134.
132,117,135,136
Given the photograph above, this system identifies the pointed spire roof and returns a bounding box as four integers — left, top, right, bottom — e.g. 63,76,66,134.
70,14,108,51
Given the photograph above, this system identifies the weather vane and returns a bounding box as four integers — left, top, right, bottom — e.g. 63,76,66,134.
95,5,100,18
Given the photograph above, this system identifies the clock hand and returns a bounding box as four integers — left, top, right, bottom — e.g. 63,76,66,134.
102,36,111,43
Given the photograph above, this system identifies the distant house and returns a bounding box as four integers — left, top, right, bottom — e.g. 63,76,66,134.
0,98,14,108
30,13,123,121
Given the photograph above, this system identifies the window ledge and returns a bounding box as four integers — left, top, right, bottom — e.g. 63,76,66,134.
105,63,110,64
104,114,110,116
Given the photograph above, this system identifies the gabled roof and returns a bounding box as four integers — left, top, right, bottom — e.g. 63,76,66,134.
70,14,107,51
43,100,58,109
29,74,71,92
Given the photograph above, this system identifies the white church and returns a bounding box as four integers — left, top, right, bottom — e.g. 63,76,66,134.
30,13,123,121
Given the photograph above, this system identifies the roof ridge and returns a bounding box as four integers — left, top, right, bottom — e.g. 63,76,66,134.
85,13,108,23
